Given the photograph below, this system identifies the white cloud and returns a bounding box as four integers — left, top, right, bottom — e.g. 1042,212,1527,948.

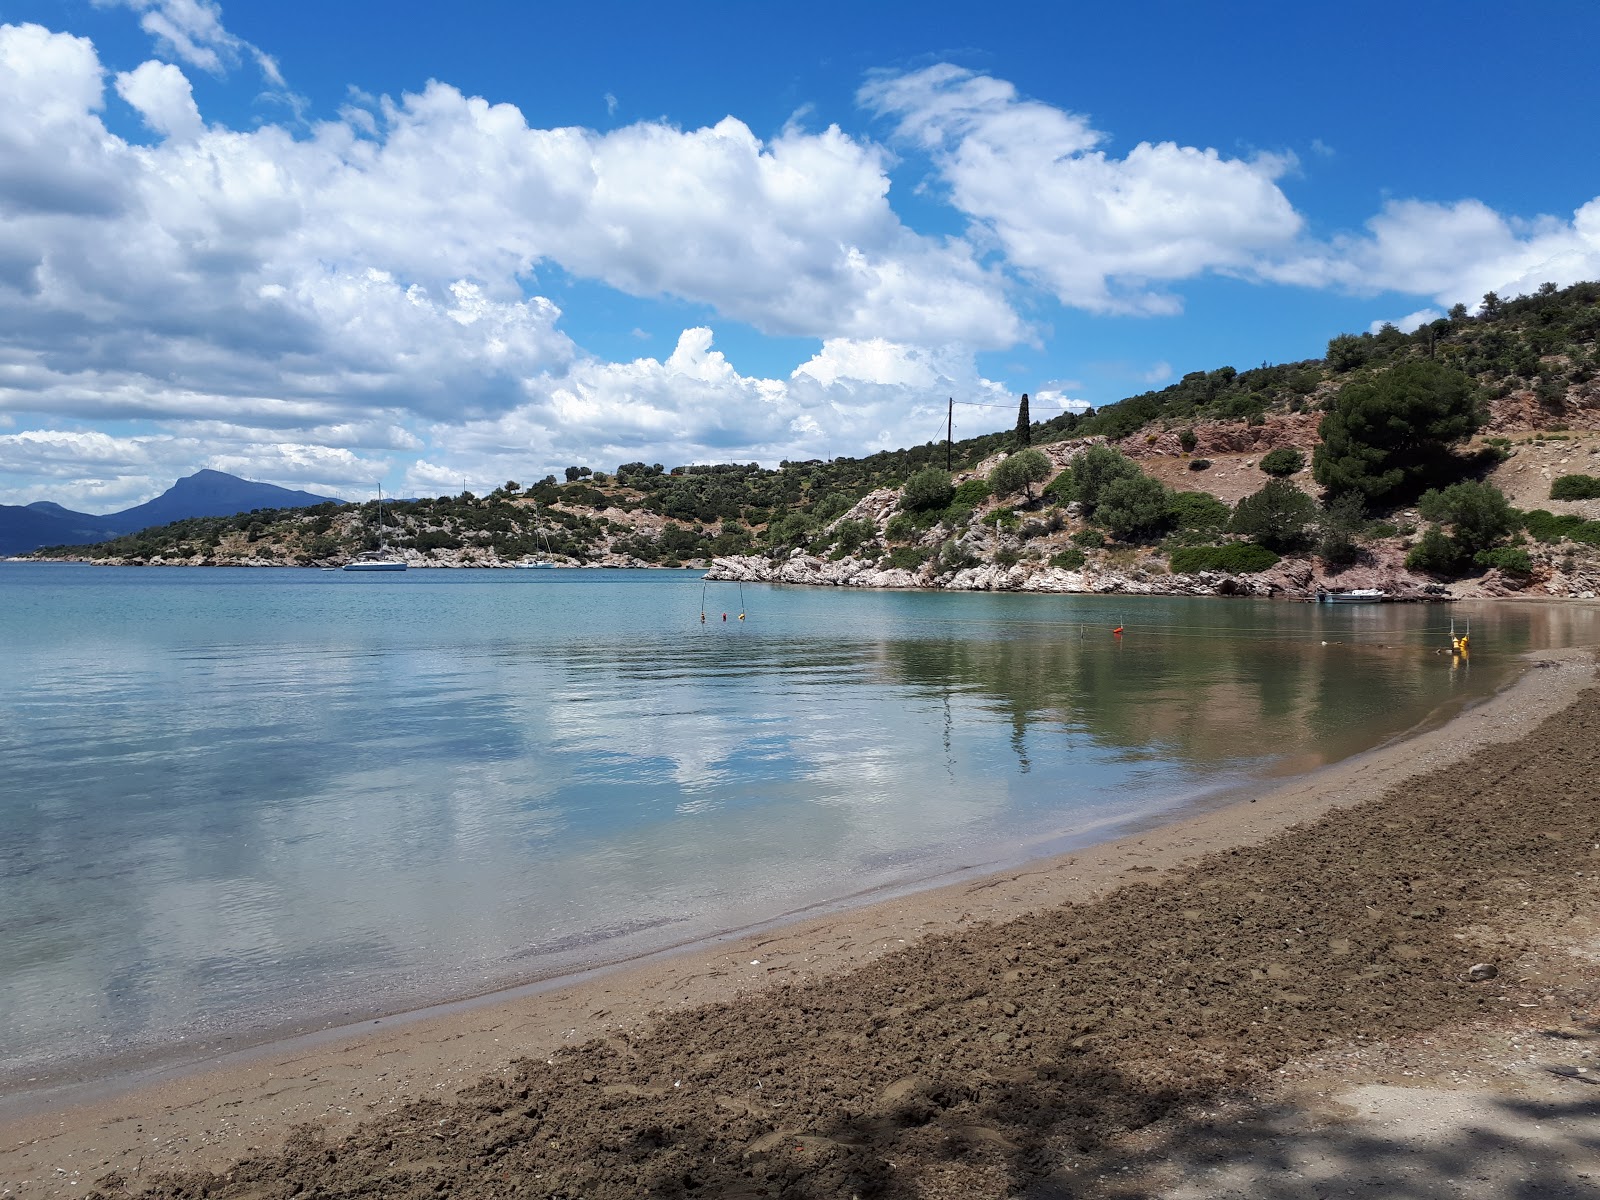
1033,387,1091,413
94,0,284,86
1266,197,1600,310
860,64,1304,315
403,327,1009,495
1368,308,1443,335
115,59,203,140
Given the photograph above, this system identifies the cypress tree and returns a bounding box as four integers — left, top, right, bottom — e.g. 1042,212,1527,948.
1014,392,1031,448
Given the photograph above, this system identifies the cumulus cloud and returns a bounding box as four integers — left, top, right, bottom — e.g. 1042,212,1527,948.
404,327,1009,496
115,59,203,140
1267,197,1600,311
860,64,1304,315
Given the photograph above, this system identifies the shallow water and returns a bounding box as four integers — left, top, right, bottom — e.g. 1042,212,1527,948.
1,564,1592,1087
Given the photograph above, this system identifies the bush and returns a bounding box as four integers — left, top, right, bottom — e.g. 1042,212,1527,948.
1259,447,1305,476
1166,490,1231,533
1178,428,1198,452
813,492,854,522
900,467,955,512
1416,481,1515,556
828,518,876,559
1523,509,1600,546
1072,528,1106,549
1405,526,1462,575
1066,445,1142,513
1168,543,1281,574
1188,458,1212,471
883,513,918,543
1049,548,1087,570
1474,546,1533,575
1551,474,1600,500
1228,479,1319,551
988,448,1052,499
950,478,991,508
1097,474,1172,541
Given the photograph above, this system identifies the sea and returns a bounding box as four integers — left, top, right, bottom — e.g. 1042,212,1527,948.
2,563,1594,1095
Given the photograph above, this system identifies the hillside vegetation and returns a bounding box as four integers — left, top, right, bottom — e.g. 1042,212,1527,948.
33,282,1600,598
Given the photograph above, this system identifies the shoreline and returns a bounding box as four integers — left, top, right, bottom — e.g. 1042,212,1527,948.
3,645,1594,1197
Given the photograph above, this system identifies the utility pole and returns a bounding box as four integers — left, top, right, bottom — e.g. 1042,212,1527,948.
934,395,947,470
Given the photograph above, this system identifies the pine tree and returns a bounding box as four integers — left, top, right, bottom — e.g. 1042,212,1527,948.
1014,392,1031,448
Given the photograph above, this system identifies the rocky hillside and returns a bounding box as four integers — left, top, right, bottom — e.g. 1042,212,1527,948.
30,282,1600,599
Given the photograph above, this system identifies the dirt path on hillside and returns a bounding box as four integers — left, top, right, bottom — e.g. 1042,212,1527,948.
72,661,1597,1200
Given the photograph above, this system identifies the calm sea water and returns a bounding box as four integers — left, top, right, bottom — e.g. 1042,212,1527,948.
2,564,1594,1091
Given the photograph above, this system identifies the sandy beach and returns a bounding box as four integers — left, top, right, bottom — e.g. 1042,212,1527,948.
4,647,1598,1198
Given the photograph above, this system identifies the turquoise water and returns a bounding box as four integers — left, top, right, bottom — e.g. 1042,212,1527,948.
1,564,1593,1090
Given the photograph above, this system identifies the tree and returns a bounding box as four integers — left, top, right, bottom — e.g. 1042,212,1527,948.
564,466,582,482
1317,491,1366,566
1311,361,1485,504
900,466,955,512
987,448,1051,501
1416,481,1515,557
1228,479,1319,551
1259,447,1305,477
1064,445,1142,514
1097,474,1170,541
1014,393,1031,448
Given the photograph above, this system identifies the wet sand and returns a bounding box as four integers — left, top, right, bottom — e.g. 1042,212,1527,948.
3,648,1597,1197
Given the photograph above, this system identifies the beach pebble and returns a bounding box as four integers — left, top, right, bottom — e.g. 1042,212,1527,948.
1466,962,1499,982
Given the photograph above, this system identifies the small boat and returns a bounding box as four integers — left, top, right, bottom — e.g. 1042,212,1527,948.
510,504,559,568
1316,588,1387,603
342,485,407,572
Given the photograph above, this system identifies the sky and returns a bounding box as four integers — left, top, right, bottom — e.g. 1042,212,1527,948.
1,1,1598,511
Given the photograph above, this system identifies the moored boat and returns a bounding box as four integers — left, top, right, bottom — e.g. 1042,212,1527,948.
1316,588,1387,603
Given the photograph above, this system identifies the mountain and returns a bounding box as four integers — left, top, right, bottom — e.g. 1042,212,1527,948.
2,470,339,556
0,504,121,557
98,470,338,534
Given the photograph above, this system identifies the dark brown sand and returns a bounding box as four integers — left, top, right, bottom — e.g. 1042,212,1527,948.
6,651,1597,1198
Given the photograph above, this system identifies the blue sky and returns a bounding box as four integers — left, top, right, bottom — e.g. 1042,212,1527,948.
1,1,1598,509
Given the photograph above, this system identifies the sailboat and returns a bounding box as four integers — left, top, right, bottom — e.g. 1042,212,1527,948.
342,485,408,571
513,503,559,568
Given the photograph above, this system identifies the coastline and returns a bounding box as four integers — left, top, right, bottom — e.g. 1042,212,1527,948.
2,645,1594,1197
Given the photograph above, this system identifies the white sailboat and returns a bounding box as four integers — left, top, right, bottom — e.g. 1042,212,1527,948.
513,503,559,568
342,485,408,571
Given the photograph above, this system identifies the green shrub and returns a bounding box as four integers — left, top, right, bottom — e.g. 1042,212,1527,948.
995,547,1021,566
951,478,991,508
886,545,929,571
1551,474,1600,500
1417,481,1515,555
1166,490,1231,532
1066,446,1144,515
1050,548,1088,570
828,517,876,559
1097,474,1172,541
1474,546,1533,575
900,467,955,512
1259,447,1306,476
1072,528,1106,549
988,448,1052,499
884,513,918,543
1178,428,1198,452
1167,543,1281,574
1228,479,1319,551
1523,509,1600,546
1188,458,1212,471
1405,525,1463,575
813,492,854,522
